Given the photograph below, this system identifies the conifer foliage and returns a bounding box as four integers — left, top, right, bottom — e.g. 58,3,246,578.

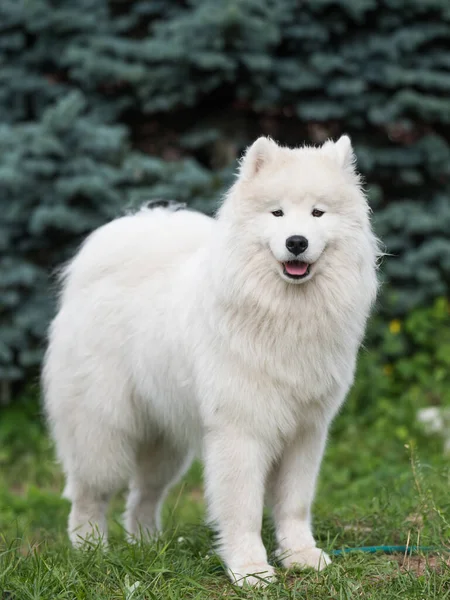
1,0,449,393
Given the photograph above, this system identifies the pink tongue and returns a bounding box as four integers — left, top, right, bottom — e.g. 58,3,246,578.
285,261,308,276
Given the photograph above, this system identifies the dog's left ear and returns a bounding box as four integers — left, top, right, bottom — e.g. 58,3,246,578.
239,137,279,179
321,135,356,177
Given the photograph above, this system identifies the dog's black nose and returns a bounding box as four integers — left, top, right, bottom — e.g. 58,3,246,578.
286,235,308,256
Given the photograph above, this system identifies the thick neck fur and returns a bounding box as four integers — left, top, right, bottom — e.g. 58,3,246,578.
202,217,379,399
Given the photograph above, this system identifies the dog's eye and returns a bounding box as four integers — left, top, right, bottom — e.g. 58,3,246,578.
271,210,284,217
312,209,325,218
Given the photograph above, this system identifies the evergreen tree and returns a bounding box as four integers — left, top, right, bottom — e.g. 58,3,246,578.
1,0,449,396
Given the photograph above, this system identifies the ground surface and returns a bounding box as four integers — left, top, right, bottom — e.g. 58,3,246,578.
1,396,449,599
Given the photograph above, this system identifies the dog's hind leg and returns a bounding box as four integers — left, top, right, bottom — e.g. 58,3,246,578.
65,430,134,548
123,437,192,541
67,480,112,548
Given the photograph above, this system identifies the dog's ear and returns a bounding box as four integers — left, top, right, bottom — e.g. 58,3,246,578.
239,137,279,179
321,135,356,177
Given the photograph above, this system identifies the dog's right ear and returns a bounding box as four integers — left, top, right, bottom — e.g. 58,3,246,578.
239,137,279,179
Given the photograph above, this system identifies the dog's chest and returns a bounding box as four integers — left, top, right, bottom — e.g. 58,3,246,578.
226,303,357,400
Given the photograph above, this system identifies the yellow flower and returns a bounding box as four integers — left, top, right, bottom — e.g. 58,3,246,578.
383,364,393,376
389,319,401,334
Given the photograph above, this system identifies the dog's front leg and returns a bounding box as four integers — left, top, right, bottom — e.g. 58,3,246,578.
203,427,275,587
269,422,331,571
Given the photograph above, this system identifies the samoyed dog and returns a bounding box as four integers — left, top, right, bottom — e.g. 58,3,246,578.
43,136,379,586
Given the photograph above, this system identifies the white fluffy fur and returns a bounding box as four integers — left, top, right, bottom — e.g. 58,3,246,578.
43,136,379,586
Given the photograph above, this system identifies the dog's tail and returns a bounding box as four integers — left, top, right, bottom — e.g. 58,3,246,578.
142,199,187,212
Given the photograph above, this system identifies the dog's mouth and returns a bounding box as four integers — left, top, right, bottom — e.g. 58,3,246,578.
282,260,312,280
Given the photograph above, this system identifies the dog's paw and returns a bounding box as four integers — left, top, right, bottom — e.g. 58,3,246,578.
281,547,331,571
228,563,276,587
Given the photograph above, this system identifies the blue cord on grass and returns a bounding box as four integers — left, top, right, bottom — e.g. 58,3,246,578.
330,545,444,556
209,546,447,577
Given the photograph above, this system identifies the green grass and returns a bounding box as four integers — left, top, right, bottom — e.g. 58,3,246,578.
1,394,450,599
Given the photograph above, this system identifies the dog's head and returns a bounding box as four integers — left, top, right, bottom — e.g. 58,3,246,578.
220,136,374,285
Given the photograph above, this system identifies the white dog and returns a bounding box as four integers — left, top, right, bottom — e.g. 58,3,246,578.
43,136,379,586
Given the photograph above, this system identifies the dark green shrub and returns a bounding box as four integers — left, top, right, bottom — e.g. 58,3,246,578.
344,297,450,441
